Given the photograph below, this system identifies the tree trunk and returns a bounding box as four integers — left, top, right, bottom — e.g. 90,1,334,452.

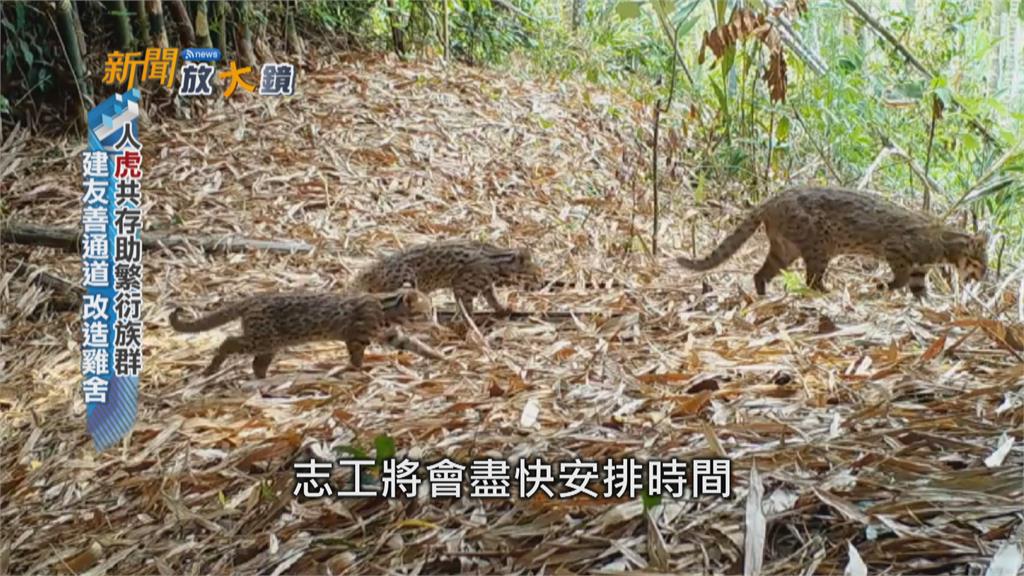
194,0,212,48
233,0,256,66
70,0,88,61
385,0,406,57
106,0,135,51
55,0,89,129
147,0,169,48
211,0,228,57
166,0,196,46
136,0,151,46
284,0,303,56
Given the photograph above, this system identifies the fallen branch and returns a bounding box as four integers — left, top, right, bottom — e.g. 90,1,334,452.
856,147,894,190
856,143,946,202
1,221,313,255
885,144,947,201
9,259,84,312
433,309,616,323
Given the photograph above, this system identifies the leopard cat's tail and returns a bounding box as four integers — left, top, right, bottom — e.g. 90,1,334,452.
170,300,245,332
676,209,764,271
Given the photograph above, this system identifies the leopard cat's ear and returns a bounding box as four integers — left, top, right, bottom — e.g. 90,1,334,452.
973,231,990,249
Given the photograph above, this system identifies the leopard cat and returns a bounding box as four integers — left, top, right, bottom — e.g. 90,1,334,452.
170,288,440,378
676,186,988,298
349,239,544,321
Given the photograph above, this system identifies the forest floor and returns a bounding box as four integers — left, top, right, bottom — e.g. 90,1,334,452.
2,53,1022,575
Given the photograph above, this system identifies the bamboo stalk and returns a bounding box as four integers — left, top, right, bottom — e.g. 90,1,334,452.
136,0,151,46
106,0,135,51
166,0,195,46
147,0,169,48
194,0,212,48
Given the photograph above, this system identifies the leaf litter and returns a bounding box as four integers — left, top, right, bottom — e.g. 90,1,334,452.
1,54,1022,575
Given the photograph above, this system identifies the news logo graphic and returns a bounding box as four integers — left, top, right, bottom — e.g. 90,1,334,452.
81,88,144,451
103,47,295,99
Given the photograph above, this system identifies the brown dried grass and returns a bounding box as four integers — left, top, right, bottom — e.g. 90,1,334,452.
1,53,1022,575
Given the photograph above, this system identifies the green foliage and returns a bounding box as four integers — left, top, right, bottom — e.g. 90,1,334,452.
1,0,1020,263
373,434,397,468
436,0,529,64
507,0,1022,263
1,2,58,117
780,270,809,295
298,0,379,45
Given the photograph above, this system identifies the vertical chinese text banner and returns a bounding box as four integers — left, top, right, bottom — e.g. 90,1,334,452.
81,88,143,451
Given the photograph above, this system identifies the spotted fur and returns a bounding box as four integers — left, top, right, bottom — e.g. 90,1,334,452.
350,239,543,320
170,288,436,378
676,186,988,298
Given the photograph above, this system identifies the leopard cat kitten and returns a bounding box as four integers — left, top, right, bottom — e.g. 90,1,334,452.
676,186,988,298
350,239,544,320
170,288,440,378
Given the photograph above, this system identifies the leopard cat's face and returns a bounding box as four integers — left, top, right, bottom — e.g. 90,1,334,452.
503,248,544,290
949,232,988,283
401,288,433,317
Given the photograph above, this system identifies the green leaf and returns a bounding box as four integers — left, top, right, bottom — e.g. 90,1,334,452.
746,0,765,11
19,40,33,68
1019,0,1024,20
260,480,274,500
776,116,790,143
837,57,858,74
615,1,642,20
671,0,701,28
721,45,736,76
695,172,706,204
781,270,808,294
961,132,979,154
373,434,396,467
676,14,699,38
894,81,923,100
711,82,727,113
652,0,674,21
642,493,662,510
715,0,727,24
